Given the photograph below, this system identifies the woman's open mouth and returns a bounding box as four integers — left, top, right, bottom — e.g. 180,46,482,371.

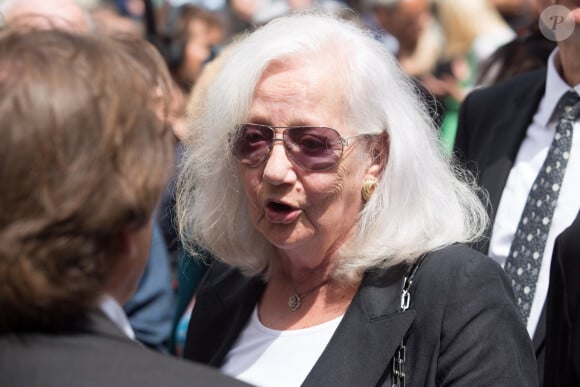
265,201,301,224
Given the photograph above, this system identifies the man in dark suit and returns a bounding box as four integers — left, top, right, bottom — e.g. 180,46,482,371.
454,1,580,383
544,210,580,387
0,0,182,353
0,27,246,387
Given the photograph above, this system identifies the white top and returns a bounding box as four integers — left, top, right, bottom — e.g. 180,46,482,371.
221,306,343,387
98,294,135,340
488,49,580,337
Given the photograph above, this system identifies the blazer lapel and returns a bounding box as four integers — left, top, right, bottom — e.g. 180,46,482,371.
303,266,414,387
210,279,265,366
479,71,546,252
183,263,265,366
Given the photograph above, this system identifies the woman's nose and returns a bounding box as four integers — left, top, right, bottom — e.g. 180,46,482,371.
262,137,297,185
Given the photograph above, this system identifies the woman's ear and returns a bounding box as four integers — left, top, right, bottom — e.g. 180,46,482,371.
366,131,389,179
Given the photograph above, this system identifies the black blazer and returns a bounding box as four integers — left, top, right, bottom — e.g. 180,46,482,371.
184,244,538,387
544,210,580,387
455,68,546,237
454,69,548,380
0,311,249,387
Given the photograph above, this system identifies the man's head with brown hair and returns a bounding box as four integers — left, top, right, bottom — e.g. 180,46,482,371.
0,27,174,333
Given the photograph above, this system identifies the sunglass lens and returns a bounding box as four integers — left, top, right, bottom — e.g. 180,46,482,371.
233,124,273,167
285,127,343,171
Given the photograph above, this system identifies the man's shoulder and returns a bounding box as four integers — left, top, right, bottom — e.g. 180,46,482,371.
97,338,247,386
467,68,546,106
127,346,249,387
0,331,248,387
455,68,547,158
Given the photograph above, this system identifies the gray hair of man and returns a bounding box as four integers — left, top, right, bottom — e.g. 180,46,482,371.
177,10,489,283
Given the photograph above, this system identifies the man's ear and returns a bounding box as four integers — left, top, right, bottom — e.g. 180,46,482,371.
104,222,152,306
109,227,138,261
366,131,389,179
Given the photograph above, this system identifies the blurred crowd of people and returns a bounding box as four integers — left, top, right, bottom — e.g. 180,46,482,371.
16,0,546,156
1,0,578,386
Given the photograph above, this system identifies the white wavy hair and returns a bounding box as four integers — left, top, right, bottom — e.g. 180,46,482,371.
177,10,488,283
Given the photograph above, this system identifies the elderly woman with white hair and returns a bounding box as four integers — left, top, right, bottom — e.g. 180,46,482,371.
177,11,538,387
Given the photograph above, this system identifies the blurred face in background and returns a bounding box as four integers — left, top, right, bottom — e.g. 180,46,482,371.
375,0,431,50
181,17,212,83
557,0,580,23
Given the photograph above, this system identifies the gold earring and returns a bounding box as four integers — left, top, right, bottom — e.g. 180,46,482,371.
361,177,377,203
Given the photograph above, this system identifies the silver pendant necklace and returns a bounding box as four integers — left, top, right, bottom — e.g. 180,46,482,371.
288,294,302,311
287,279,330,311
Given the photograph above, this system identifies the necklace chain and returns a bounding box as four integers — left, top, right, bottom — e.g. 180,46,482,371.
287,279,330,311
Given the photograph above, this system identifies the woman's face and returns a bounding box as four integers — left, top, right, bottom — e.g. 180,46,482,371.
239,58,373,266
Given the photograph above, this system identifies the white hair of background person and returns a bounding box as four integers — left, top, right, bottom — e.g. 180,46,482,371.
0,0,14,26
177,10,489,283
0,0,94,32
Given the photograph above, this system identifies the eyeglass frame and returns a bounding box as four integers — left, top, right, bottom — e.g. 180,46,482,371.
229,123,369,172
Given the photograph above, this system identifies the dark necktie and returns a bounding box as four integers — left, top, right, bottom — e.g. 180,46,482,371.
504,90,580,323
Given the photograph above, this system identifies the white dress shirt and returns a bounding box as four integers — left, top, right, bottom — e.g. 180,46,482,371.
99,294,136,340
488,49,580,337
